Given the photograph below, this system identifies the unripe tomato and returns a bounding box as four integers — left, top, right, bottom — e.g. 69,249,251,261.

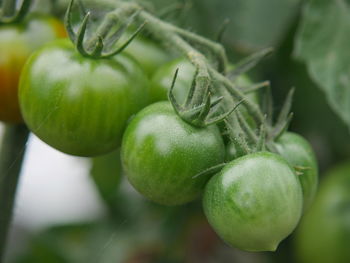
295,162,350,263
121,101,225,206
123,36,171,76
0,14,66,123
19,39,150,157
150,58,195,103
203,151,303,252
275,132,318,211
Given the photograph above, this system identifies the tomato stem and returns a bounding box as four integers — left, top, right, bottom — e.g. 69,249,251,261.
1,0,17,17
0,124,29,261
0,0,32,24
70,1,283,139
81,1,266,126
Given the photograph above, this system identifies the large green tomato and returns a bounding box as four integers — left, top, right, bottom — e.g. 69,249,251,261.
203,151,303,252
295,162,350,263
0,14,66,123
19,39,150,157
275,132,318,211
121,101,225,206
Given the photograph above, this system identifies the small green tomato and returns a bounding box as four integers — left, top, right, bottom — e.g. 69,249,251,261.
121,101,226,206
203,151,303,252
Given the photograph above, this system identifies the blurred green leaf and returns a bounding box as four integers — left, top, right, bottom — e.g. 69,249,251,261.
14,222,161,263
90,149,121,205
189,0,300,52
294,0,350,133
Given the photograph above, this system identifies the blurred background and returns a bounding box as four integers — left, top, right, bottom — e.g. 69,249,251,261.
1,0,350,262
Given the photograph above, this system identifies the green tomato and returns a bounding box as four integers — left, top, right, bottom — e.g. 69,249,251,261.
203,151,303,252
19,39,150,157
225,141,238,162
0,14,66,123
150,58,195,103
275,132,318,211
295,162,350,263
123,36,171,76
121,101,225,206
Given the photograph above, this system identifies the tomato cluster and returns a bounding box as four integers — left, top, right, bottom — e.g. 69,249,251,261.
0,10,318,253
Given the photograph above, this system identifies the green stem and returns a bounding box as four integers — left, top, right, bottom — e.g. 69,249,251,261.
210,68,265,124
97,1,265,123
139,10,211,106
0,124,29,262
137,6,265,123
85,4,136,51
170,26,228,73
1,0,16,17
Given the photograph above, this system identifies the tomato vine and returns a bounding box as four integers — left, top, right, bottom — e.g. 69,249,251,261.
0,0,320,258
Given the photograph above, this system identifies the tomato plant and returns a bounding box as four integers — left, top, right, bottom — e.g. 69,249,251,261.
19,39,150,156
150,58,259,106
1,0,333,261
295,162,350,263
121,101,225,205
275,132,318,211
203,151,303,252
0,14,66,123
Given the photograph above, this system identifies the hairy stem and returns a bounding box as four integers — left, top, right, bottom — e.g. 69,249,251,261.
95,1,265,123
168,26,228,73
85,3,136,51
0,124,29,261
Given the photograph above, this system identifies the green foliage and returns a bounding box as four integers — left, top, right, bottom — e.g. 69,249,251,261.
4,0,350,262
295,0,350,132
90,149,122,205
186,0,300,51
295,161,350,263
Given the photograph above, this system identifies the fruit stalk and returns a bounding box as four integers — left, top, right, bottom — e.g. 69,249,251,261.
0,124,29,262
1,0,17,17
90,1,265,124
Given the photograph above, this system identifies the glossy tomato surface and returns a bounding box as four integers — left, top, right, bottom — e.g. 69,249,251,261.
121,101,225,206
0,14,66,123
150,58,195,103
275,132,318,211
203,151,303,252
19,39,150,156
295,162,350,263
123,36,171,76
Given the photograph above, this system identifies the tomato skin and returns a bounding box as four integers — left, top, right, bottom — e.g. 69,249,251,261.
19,39,150,157
121,101,225,206
295,162,350,263
123,36,171,76
150,58,195,103
275,132,318,211
0,14,66,123
203,151,303,252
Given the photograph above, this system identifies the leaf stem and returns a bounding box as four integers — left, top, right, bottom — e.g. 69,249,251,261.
0,124,29,262
94,1,266,124
1,0,16,17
